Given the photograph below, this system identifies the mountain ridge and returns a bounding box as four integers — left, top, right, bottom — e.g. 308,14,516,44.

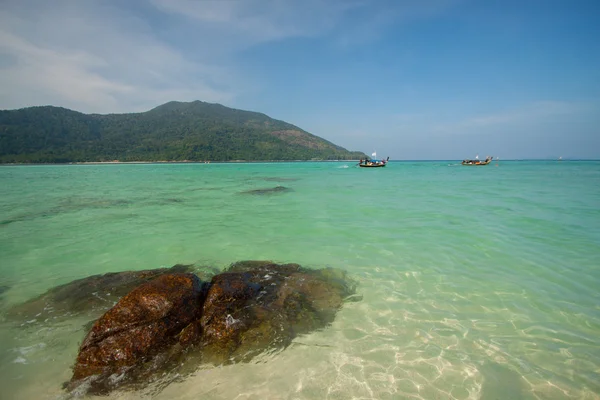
0,101,366,163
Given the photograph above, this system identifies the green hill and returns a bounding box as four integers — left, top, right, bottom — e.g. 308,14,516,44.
0,101,366,163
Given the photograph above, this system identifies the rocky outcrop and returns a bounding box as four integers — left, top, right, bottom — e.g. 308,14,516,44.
66,261,356,395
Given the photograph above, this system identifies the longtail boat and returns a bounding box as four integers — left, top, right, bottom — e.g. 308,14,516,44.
359,156,389,168
462,156,492,166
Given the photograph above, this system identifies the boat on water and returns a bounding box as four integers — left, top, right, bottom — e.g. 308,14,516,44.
462,155,493,166
359,152,389,168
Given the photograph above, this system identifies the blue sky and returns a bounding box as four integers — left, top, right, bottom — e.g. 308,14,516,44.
0,0,598,159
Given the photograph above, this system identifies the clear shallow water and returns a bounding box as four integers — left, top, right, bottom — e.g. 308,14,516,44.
0,161,599,399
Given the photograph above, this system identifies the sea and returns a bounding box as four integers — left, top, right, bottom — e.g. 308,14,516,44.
0,160,598,400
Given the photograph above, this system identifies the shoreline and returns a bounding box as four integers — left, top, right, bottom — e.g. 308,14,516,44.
1,159,598,166
0,159,362,166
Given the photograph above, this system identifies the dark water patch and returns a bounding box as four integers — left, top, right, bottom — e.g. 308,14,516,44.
58,197,132,210
99,212,140,221
1,197,133,226
1,217,22,226
0,210,56,226
260,177,300,182
190,186,228,191
239,186,293,196
152,198,185,205
0,285,10,297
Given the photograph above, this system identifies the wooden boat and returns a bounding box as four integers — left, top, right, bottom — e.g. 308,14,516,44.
359,161,386,168
359,156,389,168
462,156,492,166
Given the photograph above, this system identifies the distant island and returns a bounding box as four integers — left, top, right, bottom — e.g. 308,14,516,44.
0,101,366,163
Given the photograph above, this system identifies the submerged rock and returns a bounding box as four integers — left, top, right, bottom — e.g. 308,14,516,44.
240,186,293,195
1,197,132,226
67,261,356,395
6,264,195,321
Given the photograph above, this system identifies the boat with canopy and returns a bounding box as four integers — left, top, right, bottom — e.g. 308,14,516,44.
462,155,493,166
359,152,389,168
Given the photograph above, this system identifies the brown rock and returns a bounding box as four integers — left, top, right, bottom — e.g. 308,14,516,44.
66,261,357,395
199,272,261,352
68,273,206,393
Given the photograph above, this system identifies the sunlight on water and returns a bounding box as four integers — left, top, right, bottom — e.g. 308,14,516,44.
0,161,599,399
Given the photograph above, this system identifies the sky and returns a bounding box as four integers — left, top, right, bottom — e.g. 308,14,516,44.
0,0,599,159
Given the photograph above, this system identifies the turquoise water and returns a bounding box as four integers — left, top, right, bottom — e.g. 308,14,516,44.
0,161,599,399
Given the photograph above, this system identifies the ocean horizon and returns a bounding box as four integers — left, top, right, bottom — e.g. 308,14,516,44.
1,160,598,399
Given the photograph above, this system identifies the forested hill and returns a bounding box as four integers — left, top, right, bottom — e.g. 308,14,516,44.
0,101,366,163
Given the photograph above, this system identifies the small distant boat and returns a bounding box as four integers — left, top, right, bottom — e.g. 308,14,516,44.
462,155,493,166
359,153,389,168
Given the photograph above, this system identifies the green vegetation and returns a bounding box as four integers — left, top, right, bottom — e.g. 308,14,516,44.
0,101,365,163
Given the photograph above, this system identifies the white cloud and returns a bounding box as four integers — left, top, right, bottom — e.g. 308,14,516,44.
0,29,134,111
0,0,237,113
0,0,461,113
0,0,369,113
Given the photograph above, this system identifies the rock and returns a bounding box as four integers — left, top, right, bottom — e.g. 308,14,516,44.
201,272,262,341
68,273,206,394
67,261,357,395
198,262,355,363
6,264,195,321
